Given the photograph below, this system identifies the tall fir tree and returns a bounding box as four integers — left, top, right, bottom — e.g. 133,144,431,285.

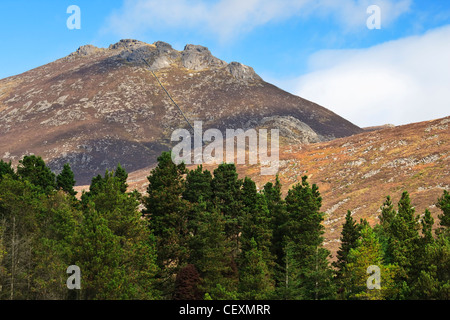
56,163,77,196
74,174,159,300
239,178,274,295
263,177,289,288
333,210,361,296
188,199,238,299
114,163,128,193
283,176,335,300
238,237,274,299
388,191,420,298
142,151,189,297
211,163,243,257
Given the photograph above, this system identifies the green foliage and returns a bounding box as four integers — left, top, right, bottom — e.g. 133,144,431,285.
0,152,448,301
283,176,335,300
183,165,213,204
344,224,399,300
238,238,274,299
114,163,128,193
333,210,361,290
437,190,450,234
211,163,243,252
142,152,189,297
56,163,77,196
17,155,56,193
0,160,17,182
187,199,237,300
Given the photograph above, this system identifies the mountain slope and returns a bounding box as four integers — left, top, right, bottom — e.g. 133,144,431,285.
110,116,449,258
0,39,362,184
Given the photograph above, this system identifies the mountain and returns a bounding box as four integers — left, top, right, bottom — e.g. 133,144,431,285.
112,116,449,258
0,39,362,185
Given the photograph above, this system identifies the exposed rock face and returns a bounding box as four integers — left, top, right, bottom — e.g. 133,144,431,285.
0,39,363,184
181,44,227,71
227,62,261,82
71,44,102,56
258,116,323,144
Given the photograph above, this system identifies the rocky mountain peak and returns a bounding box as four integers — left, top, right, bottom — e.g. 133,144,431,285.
227,61,261,82
70,44,103,56
181,44,227,71
68,40,261,82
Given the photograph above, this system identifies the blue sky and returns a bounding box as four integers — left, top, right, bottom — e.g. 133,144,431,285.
0,0,449,127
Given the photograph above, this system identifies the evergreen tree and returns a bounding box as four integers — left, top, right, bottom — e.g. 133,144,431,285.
240,178,273,261
188,199,238,299
142,152,189,297
437,190,450,235
114,163,128,193
421,209,435,245
31,190,82,299
238,238,274,299
379,195,396,228
56,163,77,196
283,176,335,300
183,165,213,204
211,163,243,257
0,160,17,182
333,210,361,296
239,178,274,297
345,224,399,300
17,155,56,192
374,196,397,265
263,177,289,288
391,193,420,274
0,175,48,299
74,175,159,300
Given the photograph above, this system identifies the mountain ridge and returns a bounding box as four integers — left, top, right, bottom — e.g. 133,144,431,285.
0,39,362,184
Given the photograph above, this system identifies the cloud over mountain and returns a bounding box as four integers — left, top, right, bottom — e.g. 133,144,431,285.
292,25,450,127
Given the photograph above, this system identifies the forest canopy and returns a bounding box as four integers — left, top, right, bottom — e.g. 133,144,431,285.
0,153,448,300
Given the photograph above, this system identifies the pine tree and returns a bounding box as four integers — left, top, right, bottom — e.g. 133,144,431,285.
188,200,238,299
437,190,450,235
17,155,56,192
375,196,397,264
56,163,77,196
379,196,396,228
386,191,420,298
240,178,274,274
114,163,128,193
211,163,243,256
142,152,189,297
238,238,274,299
239,177,274,297
283,176,335,300
263,177,288,288
183,165,213,204
333,210,361,294
0,160,17,182
421,209,435,245
31,190,82,299
345,224,399,300
74,175,159,300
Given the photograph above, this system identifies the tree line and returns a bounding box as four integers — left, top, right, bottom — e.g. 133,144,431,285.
0,152,448,300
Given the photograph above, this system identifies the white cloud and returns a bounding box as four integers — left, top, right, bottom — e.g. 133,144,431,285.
291,25,450,127
103,0,411,41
